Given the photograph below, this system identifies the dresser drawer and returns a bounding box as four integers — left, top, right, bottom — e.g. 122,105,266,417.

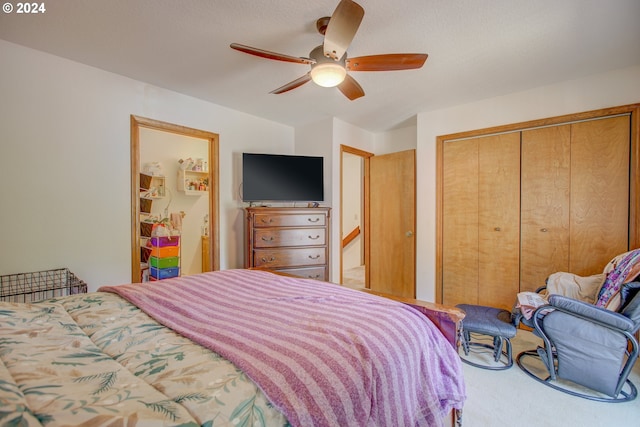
274,266,327,281
253,213,326,228
254,228,326,248
245,207,331,277
253,248,326,268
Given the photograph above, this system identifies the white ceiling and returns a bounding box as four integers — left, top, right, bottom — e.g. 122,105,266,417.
1,0,639,132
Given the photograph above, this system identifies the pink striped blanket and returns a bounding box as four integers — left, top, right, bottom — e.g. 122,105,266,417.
100,269,465,426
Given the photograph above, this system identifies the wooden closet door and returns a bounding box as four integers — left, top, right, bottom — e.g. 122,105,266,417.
477,133,521,309
570,116,630,275
442,133,520,309
442,138,479,306
520,125,571,292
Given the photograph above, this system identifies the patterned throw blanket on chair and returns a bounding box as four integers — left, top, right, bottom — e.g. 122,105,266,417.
595,248,640,309
101,269,465,427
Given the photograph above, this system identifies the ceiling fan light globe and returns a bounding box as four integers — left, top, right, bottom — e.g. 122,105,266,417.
310,63,347,87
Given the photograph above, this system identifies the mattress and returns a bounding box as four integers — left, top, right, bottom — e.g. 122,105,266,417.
0,269,465,426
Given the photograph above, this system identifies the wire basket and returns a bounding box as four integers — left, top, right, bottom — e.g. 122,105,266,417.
0,268,88,303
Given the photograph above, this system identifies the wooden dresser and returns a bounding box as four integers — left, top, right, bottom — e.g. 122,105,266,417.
245,207,331,281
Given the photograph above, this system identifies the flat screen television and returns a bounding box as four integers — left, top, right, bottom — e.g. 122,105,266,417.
242,153,324,202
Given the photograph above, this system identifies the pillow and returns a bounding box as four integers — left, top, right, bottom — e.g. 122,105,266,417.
546,271,605,303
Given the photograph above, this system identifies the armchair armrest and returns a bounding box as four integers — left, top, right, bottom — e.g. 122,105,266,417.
548,295,635,331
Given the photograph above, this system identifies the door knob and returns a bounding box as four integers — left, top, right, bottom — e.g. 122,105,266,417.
406,231,414,237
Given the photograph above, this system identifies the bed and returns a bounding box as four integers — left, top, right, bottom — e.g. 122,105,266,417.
0,269,466,426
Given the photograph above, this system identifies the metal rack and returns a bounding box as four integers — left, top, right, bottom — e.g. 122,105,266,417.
0,268,87,303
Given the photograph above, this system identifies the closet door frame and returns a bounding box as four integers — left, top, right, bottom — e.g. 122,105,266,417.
435,103,640,304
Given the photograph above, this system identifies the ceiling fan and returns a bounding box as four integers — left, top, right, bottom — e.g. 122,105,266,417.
230,0,428,101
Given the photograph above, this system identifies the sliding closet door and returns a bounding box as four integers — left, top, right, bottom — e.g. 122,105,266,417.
520,125,571,292
520,117,630,287
442,138,479,306
439,104,638,308
442,133,520,310
477,133,521,309
569,116,630,275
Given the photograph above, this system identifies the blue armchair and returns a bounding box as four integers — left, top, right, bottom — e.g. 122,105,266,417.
517,285,640,402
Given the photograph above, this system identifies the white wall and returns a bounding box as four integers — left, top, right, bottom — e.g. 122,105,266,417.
415,64,640,301
374,124,417,154
0,40,294,291
294,118,334,206
294,118,376,282
329,119,375,281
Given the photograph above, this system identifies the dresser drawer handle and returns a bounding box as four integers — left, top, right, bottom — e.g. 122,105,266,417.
307,217,320,223
308,254,321,260
308,274,321,279
308,235,320,240
260,218,273,224
261,256,276,263
261,236,274,241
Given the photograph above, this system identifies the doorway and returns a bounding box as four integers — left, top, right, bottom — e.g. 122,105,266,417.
340,145,373,288
130,116,219,283
340,146,416,298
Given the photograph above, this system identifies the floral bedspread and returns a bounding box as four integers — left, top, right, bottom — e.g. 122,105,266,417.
0,292,288,426
101,270,466,427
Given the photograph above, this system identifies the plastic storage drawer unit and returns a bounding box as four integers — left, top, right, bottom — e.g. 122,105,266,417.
151,236,180,247
150,256,180,269
150,245,180,258
150,267,180,280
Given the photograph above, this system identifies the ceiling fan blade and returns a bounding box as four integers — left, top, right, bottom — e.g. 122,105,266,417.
323,0,365,61
346,53,428,71
230,43,315,65
270,73,312,94
337,74,365,100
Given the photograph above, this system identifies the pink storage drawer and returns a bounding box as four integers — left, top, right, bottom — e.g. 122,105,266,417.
151,236,180,247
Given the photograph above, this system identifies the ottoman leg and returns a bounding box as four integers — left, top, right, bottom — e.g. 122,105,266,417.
504,337,513,368
462,330,471,355
493,336,504,362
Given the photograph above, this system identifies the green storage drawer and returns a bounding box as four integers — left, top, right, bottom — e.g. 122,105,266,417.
149,256,179,268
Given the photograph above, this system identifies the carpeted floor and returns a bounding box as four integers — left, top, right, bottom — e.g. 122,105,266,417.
342,265,365,289
460,329,640,426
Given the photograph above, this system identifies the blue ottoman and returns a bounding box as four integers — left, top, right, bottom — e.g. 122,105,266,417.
456,304,517,370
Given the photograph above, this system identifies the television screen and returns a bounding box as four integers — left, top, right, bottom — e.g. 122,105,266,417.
242,153,324,202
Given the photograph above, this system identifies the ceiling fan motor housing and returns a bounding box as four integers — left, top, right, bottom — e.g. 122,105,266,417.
309,45,347,87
